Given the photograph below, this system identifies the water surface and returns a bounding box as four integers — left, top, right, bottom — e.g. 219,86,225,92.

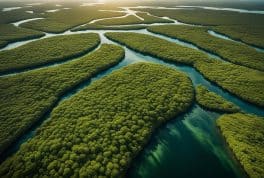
208,30,264,52
12,18,44,27
176,5,264,14
127,105,246,178
0,9,263,178
2,7,22,12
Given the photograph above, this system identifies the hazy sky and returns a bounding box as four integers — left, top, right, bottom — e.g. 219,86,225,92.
0,0,264,3
0,0,263,1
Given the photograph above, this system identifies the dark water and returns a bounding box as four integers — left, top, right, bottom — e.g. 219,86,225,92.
208,30,264,53
128,105,246,178
0,21,262,178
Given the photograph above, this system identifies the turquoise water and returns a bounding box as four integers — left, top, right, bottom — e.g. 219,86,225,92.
208,30,264,53
0,21,263,178
128,105,246,178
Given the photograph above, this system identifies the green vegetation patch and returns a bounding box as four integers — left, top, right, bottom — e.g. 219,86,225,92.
105,32,264,107
134,8,264,26
195,85,240,113
217,113,264,178
20,6,124,33
0,44,124,156
195,59,264,108
135,8,264,49
137,12,173,24
0,33,100,74
0,24,45,48
0,8,40,24
211,25,264,49
0,62,194,177
71,24,146,32
105,32,208,65
93,12,172,26
148,25,264,71
93,15,143,26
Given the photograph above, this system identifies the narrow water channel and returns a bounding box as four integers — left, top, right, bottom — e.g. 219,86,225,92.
12,18,44,27
208,30,264,53
0,15,263,178
141,29,224,61
175,5,264,14
0,27,225,77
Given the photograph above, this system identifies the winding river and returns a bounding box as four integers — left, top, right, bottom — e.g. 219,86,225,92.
1,7,263,178
132,5,264,14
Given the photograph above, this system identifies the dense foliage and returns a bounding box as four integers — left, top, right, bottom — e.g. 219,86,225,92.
217,113,264,178
195,59,264,108
135,8,264,26
0,62,194,177
195,85,240,113
105,32,207,65
20,6,123,33
136,7,264,49
0,8,39,24
137,12,173,24
0,24,45,48
94,12,172,26
0,44,124,156
211,25,264,48
148,25,264,71
105,32,264,107
92,15,140,26
0,33,100,75
72,24,146,32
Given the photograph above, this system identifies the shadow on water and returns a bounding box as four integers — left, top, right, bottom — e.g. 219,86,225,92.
103,33,264,116
127,104,247,178
0,16,262,178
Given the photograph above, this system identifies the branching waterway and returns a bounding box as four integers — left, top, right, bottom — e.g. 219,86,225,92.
0,8,263,178
175,5,264,14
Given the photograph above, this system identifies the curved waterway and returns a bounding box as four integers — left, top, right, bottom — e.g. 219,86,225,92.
128,104,246,178
208,30,264,53
12,18,44,27
1,16,263,178
175,5,264,14
0,28,225,77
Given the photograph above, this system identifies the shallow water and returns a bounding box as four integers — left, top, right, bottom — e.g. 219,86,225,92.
176,5,264,14
80,2,104,7
89,14,130,24
12,17,44,27
46,9,60,13
1,20,264,114
2,29,263,156
0,6,195,51
26,3,43,6
0,8,263,178
208,30,264,52
130,6,193,10
142,29,224,61
131,5,264,14
0,28,225,74
2,6,22,12
90,7,146,25
25,10,34,14
127,104,246,178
